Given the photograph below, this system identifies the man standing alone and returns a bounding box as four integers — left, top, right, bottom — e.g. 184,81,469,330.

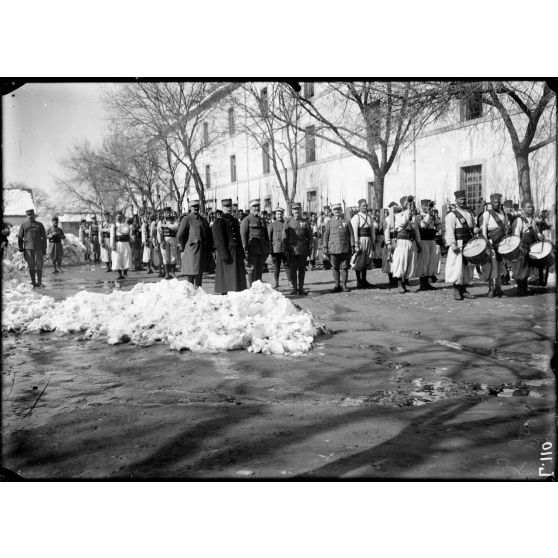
17,209,47,288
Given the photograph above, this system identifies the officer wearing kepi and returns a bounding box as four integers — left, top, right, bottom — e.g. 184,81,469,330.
240,198,270,287
283,202,312,295
323,203,355,292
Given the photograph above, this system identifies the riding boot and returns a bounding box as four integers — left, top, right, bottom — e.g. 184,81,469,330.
29,269,37,287
36,269,43,287
298,269,307,295
355,270,363,289
290,271,298,295
165,265,171,280
487,279,495,298
397,278,406,294
453,284,463,300
362,270,371,288
340,269,350,292
332,269,341,292
495,279,502,298
460,285,475,299
105,262,111,272
273,265,280,288
387,272,394,289
123,269,128,278
117,270,124,280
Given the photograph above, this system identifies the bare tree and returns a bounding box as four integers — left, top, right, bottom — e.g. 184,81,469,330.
293,81,448,207
232,83,303,213
448,80,556,204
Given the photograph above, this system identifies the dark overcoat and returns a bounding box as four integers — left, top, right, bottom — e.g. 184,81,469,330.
212,213,247,294
177,213,214,275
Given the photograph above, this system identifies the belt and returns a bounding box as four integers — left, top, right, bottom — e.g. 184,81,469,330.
397,230,415,240
455,229,472,242
419,229,437,240
116,235,130,242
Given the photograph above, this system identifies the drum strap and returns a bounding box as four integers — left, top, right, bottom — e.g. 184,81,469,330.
488,210,506,231
452,209,473,237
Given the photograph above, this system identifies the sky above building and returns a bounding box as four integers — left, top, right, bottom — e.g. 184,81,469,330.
2,82,112,194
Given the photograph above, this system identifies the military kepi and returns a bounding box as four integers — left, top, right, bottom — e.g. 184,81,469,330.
274,207,284,213
331,203,342,210
26,209,35,215
489,193,502,203
454,190,466,199
190,199,200,206
292,202,302,210
221,198,232,207
249,198,261,207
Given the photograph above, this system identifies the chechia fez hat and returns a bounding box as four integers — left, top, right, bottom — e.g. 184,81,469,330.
420,199,431,206
489,193,503,203
323,205,330,210
51,216,59,221
454,190,466,199
249,198,261,207
221,198,233,207
25,209,35,215
190,199,200,206
331,203,343,210
399,196,408,205
388,201,398,208
503,199,513,208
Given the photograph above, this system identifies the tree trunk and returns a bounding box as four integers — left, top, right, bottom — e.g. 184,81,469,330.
373,172,385,208
516,152,532,204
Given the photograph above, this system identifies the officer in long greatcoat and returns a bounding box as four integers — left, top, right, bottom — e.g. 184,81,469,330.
240,198,270,287
177,199,214,287
212,198,247,294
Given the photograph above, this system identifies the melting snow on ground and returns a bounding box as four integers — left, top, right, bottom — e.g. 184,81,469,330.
2,280,317,356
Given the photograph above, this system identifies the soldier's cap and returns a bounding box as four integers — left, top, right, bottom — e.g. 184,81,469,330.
163,206,172,212
331,203,343,210
357,198,367,206
274,207,285,213
399,196,408,205
420,199,431,206
513,203,520,210
503,200,513,208
190,200,201,207
25,209,35,215
249,198,261,207
388,201,397,208
454,190,466,199
292,203,302,210
323,205,330,210
52,216,59,221
489,193,502,202
221,198,233,207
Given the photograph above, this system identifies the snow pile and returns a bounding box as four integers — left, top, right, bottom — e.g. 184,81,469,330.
5,229,86,268
2,280,317,355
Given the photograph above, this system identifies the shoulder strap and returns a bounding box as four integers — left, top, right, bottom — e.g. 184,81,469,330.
488,209,505,229
452,209,473,235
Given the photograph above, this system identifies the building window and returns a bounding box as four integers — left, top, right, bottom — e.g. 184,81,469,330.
203,122,209,146
305,125,316,163
461,93,483,121
260,86,269,117
230,155,237,183
304,82,315,99
205,165,211,189
228,107,235,136
264,197,272,213
460,164,483,210
262,142,271,174
307,190,317,214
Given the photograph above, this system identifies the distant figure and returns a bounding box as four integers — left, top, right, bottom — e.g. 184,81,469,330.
89,216,101,262
110,212,132,280
46,216,66,273
100,212,112,272
17,209,47,288
79,219,92,261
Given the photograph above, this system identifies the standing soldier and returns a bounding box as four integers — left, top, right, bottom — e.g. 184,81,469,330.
323,203,355,292
383,203,397,288
445,190,478,300
141,214,156,274
100,212,112,272
268,207,290,289
110,212,132,280
283,202,312,295
46,216,66,273
317,205,333,269
480,193,508,298
130,213,143,271
212,198,247,294
240,198,270,287
17,209,47,288
350,198,375,288
157,207,179,279
416,199,440,291
79,219,91,261
89,215,101,262
150,213,163,277
391,196,422,293
373,209,384,268
177,199,214,288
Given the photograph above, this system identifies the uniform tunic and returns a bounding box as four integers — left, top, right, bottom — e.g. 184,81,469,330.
212,213,247,294
110,222,132,270
240,213,270,281
444,208,476,285
317,213,332,263
18,219,47,271
391,210,419,279
177,212,213,276
480,209,508,281
416,211,440,277
511,215,539,280
283,216,312,280
130,222,143,265
381,217,393,274
100,221,112,263
150,221,161,266
268,219,289,273
157,220,179,265
323,216,355,269
47,224,66,265
89,222,100,259
79,225,91,256
350,212,375,270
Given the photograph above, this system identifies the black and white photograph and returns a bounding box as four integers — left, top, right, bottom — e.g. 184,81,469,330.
2,79,556,480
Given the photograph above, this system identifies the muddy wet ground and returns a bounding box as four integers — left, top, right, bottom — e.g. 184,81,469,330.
2,262,556,479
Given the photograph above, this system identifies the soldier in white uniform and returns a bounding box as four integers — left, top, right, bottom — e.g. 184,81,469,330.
416,199,441,291
350,198,375,288
511,200,544,296
480,193,509,298
110,212,132,280
382,203,397,288
157,207,179,279
141,213,156,274
391,196,422,293
100,212,112,272
444,190,479,300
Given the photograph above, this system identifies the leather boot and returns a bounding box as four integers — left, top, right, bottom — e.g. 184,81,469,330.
388,273,393,289
165,265,171,280
29,269,37,287
106,262,111,272
355,270,363,289
298,269,307,295
453,285,463,300
397,278,406,293
460,285,475,299
495,280,502,298
332,269,341,292
246,272,254,289
487,280,495,298
517,279,526,296
36,269,44,287
362,270,372,289
118,270,124,280
418,277,427,291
